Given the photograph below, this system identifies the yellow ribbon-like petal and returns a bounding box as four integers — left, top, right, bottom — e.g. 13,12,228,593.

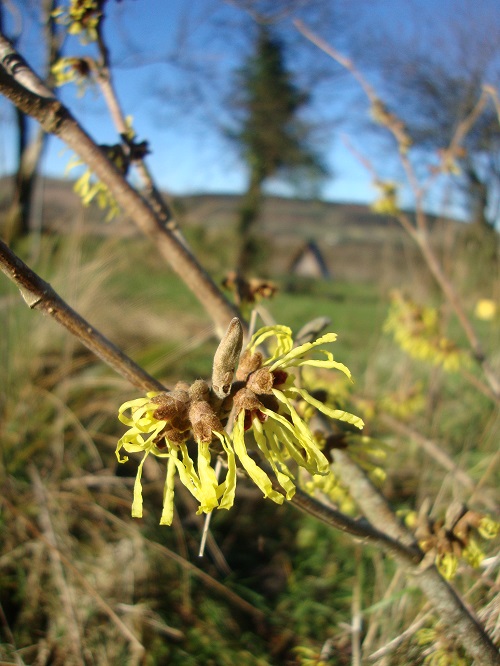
232,412,285,504
253,418,296,499
213,431,237,510
160,453,178,526
196,441,220,513
267,333,338,372
285,386,364,430
248,325,293,361
131,450,150,518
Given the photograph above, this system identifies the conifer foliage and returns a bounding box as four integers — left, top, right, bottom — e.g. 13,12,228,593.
231,25,325,272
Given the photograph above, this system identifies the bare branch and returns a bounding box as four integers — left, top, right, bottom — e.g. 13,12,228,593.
0,239,164,392
333,450,500,666
293,22,500,399
0,33,239,336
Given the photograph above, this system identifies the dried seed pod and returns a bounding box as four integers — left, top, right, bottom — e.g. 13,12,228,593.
212,318,243,400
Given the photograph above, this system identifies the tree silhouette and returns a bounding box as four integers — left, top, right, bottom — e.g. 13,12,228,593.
231,24,326,273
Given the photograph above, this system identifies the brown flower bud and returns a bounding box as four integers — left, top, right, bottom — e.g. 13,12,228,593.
163,427,190,445
235,350,263,381
189,401,223,443
233,388,263,414
152,389,189,421
189,379,210,403
212,318,243,400
246,367,274,395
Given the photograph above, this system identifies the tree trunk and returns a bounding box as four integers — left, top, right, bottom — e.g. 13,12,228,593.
237,172,264,275
467,166,491,230
4,109,45,242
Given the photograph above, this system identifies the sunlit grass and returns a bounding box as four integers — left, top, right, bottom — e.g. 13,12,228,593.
0,231,498,664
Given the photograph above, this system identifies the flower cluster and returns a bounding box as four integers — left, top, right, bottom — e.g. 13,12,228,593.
116,320,364,525
408,502,499,580
65,153,121,221
51,57,92,95
384,290,470,372
416,626,467,666
53,0,103,42
378,382,425,420
371,180,400,216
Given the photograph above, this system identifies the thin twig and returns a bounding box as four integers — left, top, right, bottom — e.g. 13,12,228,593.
289,488,421,563
294,21,500,400
367,608,433,662
333,450,500,666
352,546,362,666
378,414,476,492
93,22,183,236
0,33,239,336
0,238,165,392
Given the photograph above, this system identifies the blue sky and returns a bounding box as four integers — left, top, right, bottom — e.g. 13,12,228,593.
0,0,498,219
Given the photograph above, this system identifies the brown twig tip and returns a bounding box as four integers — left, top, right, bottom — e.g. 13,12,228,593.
211,317,244,400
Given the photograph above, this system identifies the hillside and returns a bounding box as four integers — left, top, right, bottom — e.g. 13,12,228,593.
0,176,464,284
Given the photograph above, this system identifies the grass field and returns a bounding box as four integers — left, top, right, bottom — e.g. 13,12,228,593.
0,230,498,664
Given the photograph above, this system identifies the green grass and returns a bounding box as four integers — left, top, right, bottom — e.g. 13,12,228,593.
1,231,498,665
269,277,387,377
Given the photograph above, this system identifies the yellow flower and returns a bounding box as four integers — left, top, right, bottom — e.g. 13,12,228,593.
371,180,400,216
462,538,485,569
53,0,102,43
384,291,470,372
478,516,499,540
116,392,237,525
474,298,497,321
117,324,364,525
436,552,458,580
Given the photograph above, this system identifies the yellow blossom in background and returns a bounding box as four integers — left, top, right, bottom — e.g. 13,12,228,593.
478,516,499,539
436,552,459,580
51,57,92,95
65,154,121,221
416,627,468,666
117,324,364,525
414,504,499,580
462,538,485,569
474,298,498,321
302,469,357,515
378,382,425,420
371,180,400,215
384,291,470,372
53,0,102,42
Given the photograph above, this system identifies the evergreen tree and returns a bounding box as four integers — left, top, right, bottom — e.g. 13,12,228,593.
232,25,326,274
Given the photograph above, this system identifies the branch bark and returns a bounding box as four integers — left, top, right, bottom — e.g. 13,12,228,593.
333,450,500,666
0,34,239,336
294,20,500,401
0,238,164,392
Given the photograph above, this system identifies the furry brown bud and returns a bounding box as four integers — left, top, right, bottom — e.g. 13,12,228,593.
189,379,210,403
189,401,223,443
235,350,263,381
233,388,263,414
152,389,189,421
246,367,274,395
212,318,243,400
